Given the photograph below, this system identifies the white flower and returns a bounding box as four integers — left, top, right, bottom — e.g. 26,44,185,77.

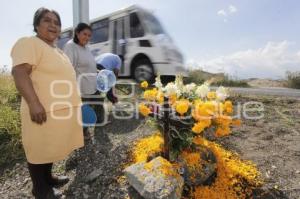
195,83,210,98
163,82,181,97
216,86,229,101
154,75,163,89
183,83,196,94
175,75,184,91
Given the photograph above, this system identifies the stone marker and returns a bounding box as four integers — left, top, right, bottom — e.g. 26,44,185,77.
124,157,184,199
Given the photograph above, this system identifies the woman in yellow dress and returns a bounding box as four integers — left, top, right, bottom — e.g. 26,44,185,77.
11,7,84,199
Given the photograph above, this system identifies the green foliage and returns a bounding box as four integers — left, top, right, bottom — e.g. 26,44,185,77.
212,74,250,87
0,75,19,105
286,71,300,89
169,129,194,161
0,75,24,167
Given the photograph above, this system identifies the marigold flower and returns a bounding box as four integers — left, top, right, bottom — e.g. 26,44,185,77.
156,91,164,104
215,126,231,137
192,122,206,134
207,91,217,99
168,94,177,105
215,116,232,126
193,99,203,106
192,136,203,145
140,81,148,88
180,151,201,168
204,101,217,113
175,100,189,115
224,100,233,113
231,119,242,126
143,90,156,101
139,103,151,116
201,119,212,128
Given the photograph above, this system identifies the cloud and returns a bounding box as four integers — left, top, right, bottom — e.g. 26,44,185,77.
217,9,227,17
228,5,237,14
187,41,300,79
217,5,238,22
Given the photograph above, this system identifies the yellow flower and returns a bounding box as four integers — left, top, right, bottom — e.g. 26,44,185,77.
143,90,156,101
201,119,212,128
215,126,231,137
180,151,201,168
231,119,242,126
192,101,216,121
193,136,203,145
207,91,217,99
139,103,151,116
203,101,217,114
193,99,203,106
224,100,233,113
215,116,232,126
156,91,164,104
175,100,189,115
192,122,206,134
169,94,177,105
140,81,148,88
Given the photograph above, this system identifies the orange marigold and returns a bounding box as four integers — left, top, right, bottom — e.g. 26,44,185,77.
139,103,151,116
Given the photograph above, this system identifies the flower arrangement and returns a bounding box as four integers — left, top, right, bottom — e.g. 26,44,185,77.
133,76,263,198
129,76,263,198
138,75,241,161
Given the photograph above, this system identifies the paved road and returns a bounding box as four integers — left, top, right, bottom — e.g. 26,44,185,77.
228,87,300,97
117,80,300,98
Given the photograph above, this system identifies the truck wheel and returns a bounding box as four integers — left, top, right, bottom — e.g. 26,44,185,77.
133,59,155,83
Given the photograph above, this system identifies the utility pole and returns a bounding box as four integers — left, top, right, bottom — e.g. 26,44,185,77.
73,0,89,27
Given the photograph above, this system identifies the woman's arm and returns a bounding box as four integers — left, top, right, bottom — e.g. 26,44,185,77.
12,64,47,124
63,43,76,67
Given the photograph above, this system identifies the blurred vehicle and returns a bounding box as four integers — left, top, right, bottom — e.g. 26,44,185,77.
58,5,187,83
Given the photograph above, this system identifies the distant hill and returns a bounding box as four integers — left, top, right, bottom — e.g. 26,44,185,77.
246,78,287,88
185,69,249,87
184,69,295,88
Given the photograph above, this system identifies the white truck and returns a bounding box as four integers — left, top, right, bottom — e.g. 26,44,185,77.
57,5,187,83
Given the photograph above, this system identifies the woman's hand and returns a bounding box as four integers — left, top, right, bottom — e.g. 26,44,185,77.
28,100,47,124
12,64,47,124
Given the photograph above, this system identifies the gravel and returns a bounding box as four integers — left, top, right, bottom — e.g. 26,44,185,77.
0,115,155,199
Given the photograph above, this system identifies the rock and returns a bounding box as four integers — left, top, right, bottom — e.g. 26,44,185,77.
85,168,103,183
83,193,89,199
83,185,89,192
124,156,184,199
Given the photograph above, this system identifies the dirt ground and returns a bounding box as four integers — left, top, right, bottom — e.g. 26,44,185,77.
0,94,299,199
218,94,300,199
247,79,287,88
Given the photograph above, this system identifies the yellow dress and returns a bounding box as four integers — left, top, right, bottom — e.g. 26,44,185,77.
11,36,84,164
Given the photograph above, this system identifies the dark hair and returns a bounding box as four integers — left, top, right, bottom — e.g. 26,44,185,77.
73,23,92,44
33,7,61,33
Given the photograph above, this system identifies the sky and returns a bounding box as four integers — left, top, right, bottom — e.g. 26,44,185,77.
1,0,299,79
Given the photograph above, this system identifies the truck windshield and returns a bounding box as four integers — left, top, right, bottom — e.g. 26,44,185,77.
143,12,165,35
